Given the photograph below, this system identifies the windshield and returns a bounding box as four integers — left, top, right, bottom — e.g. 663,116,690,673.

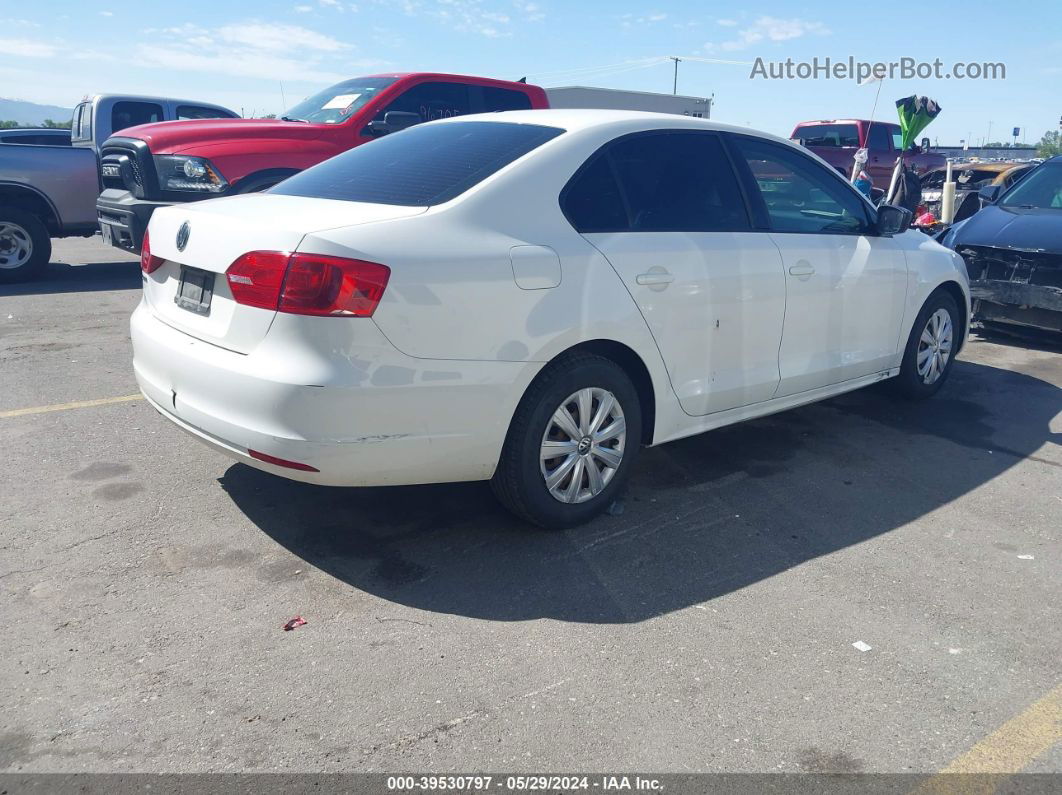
998,163,1062,209
282,77,398,124
270,120,564,206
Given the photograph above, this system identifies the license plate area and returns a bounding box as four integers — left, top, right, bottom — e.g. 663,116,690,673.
174,266,215,316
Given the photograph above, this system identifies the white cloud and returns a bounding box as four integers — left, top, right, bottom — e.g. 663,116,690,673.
133,21,385,86
0,38,56,57
218,22,349,52
514,1,544,22
717,18,737,27
294,5,313,12
100,11,114,17
706,15,829,52
620,11,669,28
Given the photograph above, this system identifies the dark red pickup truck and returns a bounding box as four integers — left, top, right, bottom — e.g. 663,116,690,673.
96,72,549,253
790,118,945,188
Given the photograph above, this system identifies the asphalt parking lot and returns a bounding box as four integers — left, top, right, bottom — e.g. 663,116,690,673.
1,237,1059,775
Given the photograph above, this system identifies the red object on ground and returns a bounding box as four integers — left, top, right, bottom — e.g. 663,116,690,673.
283,616,308,631
916,211,938,226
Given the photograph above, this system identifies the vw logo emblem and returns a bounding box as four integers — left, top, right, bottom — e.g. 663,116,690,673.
176,221,191,252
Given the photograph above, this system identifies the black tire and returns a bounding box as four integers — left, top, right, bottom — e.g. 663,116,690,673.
0,206,50,283
892,290,961,399
492,352,642,529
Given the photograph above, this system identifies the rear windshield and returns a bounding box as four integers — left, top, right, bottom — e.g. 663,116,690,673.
270,121,565,206
792,124,860,148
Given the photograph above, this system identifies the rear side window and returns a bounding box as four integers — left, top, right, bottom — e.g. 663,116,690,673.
794,124,859,147
562,131,750,233
562,155,628,231
271,121,564,206
111,101,163,133
177,105,236,120
866,123,891,150
471,86,533,112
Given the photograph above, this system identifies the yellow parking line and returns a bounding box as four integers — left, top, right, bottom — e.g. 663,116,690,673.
914,683,1062,794
0,394,143,418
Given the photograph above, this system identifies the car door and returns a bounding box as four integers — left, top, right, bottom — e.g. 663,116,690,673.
729,135,908,397
565,130,786,416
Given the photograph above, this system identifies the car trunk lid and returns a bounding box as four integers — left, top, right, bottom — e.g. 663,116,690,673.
142,195,426,353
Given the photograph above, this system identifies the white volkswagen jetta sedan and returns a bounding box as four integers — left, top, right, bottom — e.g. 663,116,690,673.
131,110,969,527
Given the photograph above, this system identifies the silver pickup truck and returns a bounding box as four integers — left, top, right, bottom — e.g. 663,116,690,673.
0,94,236,282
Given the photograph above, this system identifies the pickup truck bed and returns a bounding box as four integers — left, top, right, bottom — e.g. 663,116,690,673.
0,143,99,281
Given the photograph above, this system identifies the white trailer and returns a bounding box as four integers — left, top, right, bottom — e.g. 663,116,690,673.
545,86,712,118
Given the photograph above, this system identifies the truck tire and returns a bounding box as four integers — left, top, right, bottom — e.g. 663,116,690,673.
0,206,51,283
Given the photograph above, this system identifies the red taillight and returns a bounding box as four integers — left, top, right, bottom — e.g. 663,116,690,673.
248,449,320,472
225,251,389,317
225,251,289,310
140,230,164,274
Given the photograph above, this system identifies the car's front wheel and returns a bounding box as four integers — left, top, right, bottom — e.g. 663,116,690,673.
492,352,642,529
893,289,961,398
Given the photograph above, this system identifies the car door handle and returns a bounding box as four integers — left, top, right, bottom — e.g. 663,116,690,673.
635,271,675,286
788,263,815,277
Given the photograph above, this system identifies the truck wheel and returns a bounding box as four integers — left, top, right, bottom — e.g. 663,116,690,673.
0,206,51,283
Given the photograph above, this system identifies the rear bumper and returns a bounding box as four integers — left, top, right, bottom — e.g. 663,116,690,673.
97,189,171,254
130,301,538,487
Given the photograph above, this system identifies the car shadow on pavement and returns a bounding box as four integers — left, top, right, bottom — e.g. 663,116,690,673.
220,356,1060,624
0,260,142,296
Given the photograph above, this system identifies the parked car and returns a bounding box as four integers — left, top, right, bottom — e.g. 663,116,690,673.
921,161,1036,221
791,119,946,187
131,111,970,527
939,155,1062,334
0,128,71,146
97,73,549,254
0,94,237,282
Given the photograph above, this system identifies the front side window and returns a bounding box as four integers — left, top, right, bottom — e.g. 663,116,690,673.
562,131,750,233
373,82,471,124
177,105,236,120
734,136,872,235
270,120,563,206
111,101,163,133
282,77,397,124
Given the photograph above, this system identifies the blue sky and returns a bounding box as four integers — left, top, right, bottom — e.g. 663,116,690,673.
1,0,1059,144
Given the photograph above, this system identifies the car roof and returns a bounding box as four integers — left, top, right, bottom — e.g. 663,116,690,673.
430,108,794,145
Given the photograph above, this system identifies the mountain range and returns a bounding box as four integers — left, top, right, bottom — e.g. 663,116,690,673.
0,97,74,125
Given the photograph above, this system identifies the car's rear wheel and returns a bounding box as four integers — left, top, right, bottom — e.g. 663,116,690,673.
893,290,961,398
0,206,50,283
492,352,642,529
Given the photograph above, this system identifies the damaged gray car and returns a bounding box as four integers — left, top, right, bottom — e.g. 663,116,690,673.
939,155,1062,334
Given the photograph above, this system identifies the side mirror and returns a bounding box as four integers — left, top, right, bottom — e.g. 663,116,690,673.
921,137,931,151
363,111,422,137
876,204,912,236
978,184,1002,205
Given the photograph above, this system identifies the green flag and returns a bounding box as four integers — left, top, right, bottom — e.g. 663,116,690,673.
895,95,941,151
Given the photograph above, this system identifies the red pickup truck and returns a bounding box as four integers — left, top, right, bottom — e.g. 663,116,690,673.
96,72,548,253
790,118,945,188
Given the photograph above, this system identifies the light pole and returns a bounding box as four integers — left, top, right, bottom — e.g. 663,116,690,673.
669,56,681,95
